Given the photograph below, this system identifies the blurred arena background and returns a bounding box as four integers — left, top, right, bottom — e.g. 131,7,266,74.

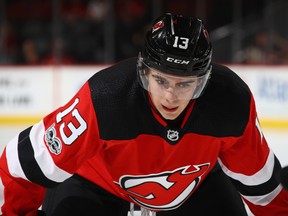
1,0,288,65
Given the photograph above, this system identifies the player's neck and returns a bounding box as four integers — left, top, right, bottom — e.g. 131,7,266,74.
147,93,193,128
165,103,191,128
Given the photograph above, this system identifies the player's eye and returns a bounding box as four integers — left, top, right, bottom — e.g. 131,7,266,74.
176,81,195,89
152,75,168,86
177,83,189,89
156,78,167,85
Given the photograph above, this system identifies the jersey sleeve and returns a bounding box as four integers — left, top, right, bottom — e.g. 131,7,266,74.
0,81,101,216
218,93,288,215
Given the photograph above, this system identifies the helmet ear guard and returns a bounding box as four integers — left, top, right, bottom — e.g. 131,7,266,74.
137,13,212,99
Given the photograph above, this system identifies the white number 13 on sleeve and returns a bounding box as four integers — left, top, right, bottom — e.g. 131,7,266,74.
56,98,87,145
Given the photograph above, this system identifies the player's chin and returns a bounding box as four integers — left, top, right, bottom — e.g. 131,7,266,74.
160,109,181,120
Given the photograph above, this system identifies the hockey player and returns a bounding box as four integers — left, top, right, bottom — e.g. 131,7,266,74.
1,13,288,216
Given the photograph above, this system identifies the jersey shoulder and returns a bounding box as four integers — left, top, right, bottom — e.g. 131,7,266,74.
87,57,150,140
88,57,138,95
192,63,252,137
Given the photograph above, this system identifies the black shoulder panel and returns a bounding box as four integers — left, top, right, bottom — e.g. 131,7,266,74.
88,58,156,140
190,63,251,137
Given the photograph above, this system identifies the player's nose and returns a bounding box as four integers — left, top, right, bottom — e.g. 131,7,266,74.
164,87,177,101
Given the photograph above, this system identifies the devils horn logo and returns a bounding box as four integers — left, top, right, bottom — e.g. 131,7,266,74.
152,20,164,33
115,163,210,211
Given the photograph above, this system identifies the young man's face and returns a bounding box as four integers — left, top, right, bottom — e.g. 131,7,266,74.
147,70,199,120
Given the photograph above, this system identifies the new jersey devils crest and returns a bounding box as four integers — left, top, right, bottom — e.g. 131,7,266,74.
115,163,210,211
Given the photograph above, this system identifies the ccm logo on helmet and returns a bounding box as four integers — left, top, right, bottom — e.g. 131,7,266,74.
166,57,190,64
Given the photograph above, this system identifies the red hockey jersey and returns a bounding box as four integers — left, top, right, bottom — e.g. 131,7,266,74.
1,58,288,215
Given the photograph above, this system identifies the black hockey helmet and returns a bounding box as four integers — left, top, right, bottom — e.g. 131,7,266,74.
138,13,212,99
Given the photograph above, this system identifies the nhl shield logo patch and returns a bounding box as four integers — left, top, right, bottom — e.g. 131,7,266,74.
167,129,179,141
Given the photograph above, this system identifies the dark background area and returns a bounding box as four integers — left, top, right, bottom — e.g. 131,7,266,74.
1,0,288,65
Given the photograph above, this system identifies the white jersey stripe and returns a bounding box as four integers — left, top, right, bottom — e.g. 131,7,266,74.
218,149,275,186
241,184,282,206
29,120,72,182
6,134,28,180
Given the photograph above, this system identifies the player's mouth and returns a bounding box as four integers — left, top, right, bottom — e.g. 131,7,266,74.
162,105,178,112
